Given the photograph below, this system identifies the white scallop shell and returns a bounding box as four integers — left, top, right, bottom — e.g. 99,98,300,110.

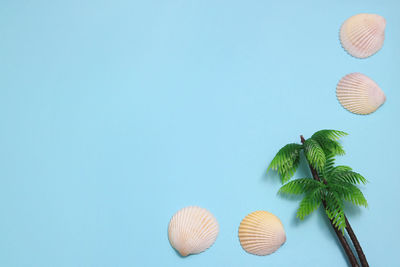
340,13,386,58
336,73,386,115
168,206,219,256
238,211,286,256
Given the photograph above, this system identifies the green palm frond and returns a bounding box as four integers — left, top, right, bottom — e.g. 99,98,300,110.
329,181,368,207
311,129,347,156
330,170,368,185
303,138,326,172
325,191,346,232
331,165,353,173
321,153,335,180
311,129,348,141
312,136,346,156
278,178,323,195
268,143,303,183
296,187,325,220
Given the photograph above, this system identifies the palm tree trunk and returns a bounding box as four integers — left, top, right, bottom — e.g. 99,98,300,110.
300,135,360,267
345,216,369,267
322,201,360,267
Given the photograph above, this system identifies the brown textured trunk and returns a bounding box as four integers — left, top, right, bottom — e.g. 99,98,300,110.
300,135,360,267
345,216,369,267
322,201,360,267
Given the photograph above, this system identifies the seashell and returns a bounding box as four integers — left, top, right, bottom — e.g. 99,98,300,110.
340,13,386,58
168,206,219,256
238,210,286,256
336,73,386,115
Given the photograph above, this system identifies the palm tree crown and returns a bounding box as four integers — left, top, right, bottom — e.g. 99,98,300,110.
268,130,368,232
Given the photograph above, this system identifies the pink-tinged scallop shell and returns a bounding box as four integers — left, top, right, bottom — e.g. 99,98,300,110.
168,206,219,256
336,73,386,115
238,211,286,256
340,13,386,58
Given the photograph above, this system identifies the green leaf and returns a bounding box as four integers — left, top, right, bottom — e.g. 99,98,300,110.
331,170,368,185
313,136,346,156
311,130,347,156
329,181,368,207
324,191,346,233
311,129,348,141
296,187,324,220
278,178,322,195
331,165,353,173
268,143,303,183
321,153,336,180
303,138,326,172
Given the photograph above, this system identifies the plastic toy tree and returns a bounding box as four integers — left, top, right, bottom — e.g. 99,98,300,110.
268,130,369,267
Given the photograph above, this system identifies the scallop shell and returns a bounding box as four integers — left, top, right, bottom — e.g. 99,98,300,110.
238,211,286,256
168,206,219,256
340,13,386,58
336,73,386,115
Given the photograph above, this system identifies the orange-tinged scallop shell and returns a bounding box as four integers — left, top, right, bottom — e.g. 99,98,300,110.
238,211,286,256
340,13,386,58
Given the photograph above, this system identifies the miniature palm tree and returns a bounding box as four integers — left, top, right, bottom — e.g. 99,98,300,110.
268,130,369,267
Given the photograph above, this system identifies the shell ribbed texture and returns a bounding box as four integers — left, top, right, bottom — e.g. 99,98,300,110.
336,73,386,115
238,211,286,256
168,206,219,256
340,13,386,58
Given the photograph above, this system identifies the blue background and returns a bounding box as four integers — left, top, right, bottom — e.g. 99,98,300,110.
1,0,399,266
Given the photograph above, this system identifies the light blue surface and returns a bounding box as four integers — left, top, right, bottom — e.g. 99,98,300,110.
1,1,399,266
